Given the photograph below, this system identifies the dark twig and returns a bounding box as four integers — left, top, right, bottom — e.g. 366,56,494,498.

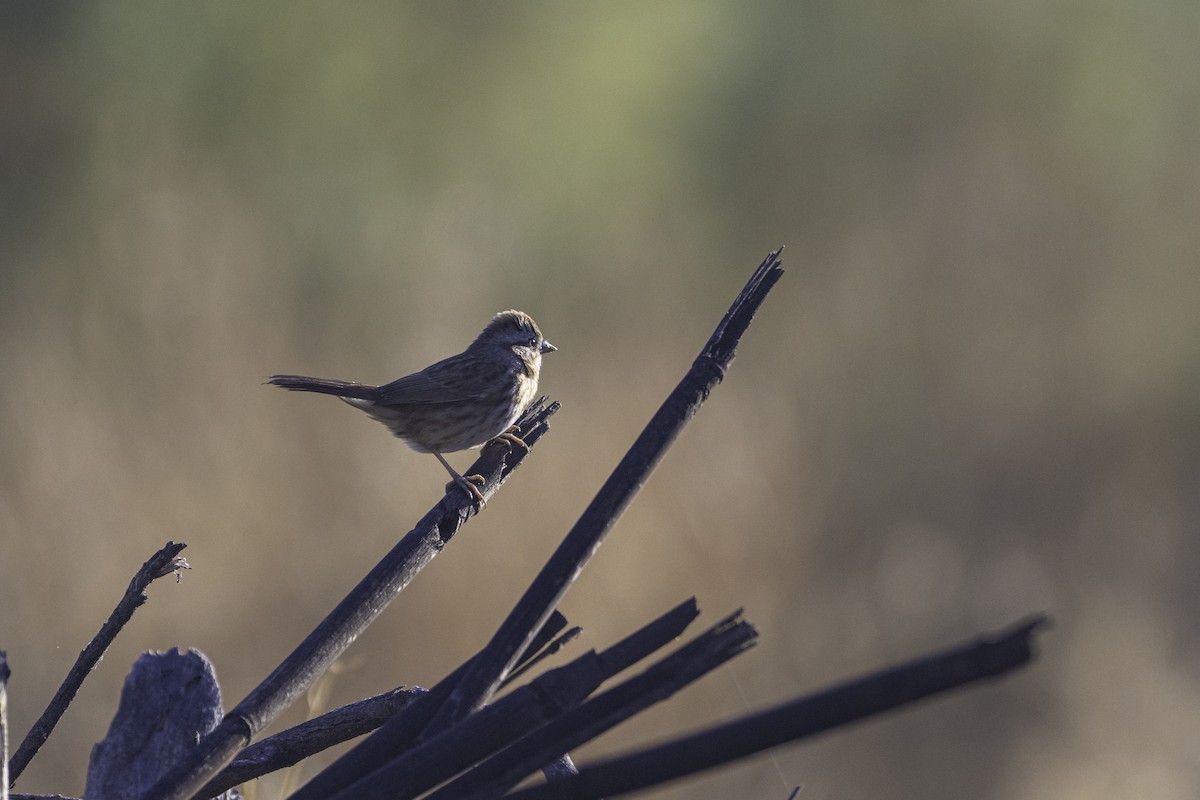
280,665,468,800
144,401,558,800
426,609,755,800
199,687,426,793
200,621,567,800
199,608,573,800
424,249,785,736
2,651,10,800
8,542,189,783
510,611,572,674
297,600,699,800
501,626,583,688
503,616,1049,800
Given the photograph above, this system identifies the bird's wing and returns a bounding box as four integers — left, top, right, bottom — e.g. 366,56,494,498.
375,355,489,404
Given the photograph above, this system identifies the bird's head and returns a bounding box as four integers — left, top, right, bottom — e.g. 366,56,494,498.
473,309,556,369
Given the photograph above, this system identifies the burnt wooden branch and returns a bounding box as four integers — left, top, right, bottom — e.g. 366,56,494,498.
502,627,583,688
509,610,573,675
329,651,606,800
424,249,785,736
8,542,189,784
2,650,10,800
503,616,1049,800
206,604,569,796
425,610,756,800
296,599,700,800
143,401,558,800
201,687,424,793
197,607,572,800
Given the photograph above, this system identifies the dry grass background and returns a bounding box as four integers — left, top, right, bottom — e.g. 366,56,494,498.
2,3,1198,798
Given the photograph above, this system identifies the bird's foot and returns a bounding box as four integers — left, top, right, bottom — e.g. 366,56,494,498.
447,473,487,508
489,426,529,455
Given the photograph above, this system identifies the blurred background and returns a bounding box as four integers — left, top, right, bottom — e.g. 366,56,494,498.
2,2,1198,798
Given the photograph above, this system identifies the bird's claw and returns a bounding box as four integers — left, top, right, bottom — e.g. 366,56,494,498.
489,426,529,455
447,473,487,508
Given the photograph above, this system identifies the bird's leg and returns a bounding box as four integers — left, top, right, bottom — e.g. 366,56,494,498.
433,451,486,507
489,425,529,455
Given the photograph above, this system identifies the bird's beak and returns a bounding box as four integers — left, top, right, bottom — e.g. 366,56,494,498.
541,340,557,354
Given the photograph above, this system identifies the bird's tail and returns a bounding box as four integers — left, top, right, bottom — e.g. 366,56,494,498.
267,375,382,401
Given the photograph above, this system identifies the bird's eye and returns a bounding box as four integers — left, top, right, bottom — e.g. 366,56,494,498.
527,337,537,348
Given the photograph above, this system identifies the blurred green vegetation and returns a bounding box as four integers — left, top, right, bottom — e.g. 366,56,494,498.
2,2,1198,798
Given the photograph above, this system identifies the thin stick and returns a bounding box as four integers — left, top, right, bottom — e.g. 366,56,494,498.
204,687,424,792
424,249,785,735
7,542,190,783
500,626,583,688
2,650,10,800
503,616,1049,800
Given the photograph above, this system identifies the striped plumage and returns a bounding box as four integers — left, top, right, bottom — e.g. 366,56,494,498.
269,310,554,504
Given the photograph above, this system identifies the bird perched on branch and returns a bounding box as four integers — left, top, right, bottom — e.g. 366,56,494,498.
269,310,555,506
